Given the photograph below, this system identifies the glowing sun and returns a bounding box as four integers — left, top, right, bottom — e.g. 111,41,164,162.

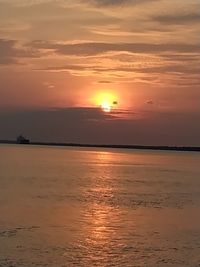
101,101,112,112
93,92,118,113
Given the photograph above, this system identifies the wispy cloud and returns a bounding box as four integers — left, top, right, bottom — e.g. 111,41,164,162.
0,38,40,65
153,13,200,25
82,0,158,7
28,41,200,56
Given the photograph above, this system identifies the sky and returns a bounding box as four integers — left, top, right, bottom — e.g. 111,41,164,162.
0,0,200,145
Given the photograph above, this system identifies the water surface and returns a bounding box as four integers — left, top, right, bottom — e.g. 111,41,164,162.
0,144,200,266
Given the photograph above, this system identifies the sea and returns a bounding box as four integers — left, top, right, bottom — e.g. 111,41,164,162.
0,144,200,267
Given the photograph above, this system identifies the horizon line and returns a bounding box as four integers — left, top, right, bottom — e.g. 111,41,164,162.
0,140,200,152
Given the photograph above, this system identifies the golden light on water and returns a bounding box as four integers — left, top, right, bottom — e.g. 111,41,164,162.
82,150,119,247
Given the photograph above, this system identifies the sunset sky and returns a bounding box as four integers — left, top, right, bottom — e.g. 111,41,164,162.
0,0,200,145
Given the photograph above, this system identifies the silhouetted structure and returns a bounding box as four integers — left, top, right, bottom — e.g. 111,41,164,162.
16,135,30,144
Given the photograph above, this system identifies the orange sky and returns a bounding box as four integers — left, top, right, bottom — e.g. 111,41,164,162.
0,0,200,145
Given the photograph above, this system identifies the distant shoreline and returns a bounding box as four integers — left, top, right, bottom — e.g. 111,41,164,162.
0,140,200,152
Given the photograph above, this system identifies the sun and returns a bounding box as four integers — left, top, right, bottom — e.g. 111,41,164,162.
92,92,118,113
101,101,112,112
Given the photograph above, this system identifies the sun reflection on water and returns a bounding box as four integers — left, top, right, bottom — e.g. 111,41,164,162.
86,204,117,241
80,150,122,265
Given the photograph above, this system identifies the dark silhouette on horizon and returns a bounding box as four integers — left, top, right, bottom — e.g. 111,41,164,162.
0,138,200,152
16,135,30,144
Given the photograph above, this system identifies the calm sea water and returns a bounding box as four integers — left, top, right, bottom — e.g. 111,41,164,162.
0,144,200,267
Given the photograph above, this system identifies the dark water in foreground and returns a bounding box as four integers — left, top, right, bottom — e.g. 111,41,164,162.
1,145,200,267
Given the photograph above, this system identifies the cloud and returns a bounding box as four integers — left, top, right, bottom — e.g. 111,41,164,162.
83,0,158,7
29,41,200,57
0,39,18,64
0,107,128,141
153,13,200,25
0,38,40,65
37,62,200,78
1,107,200,146
161,54,200,62
87,0,133,6
146,100,154,105
98,80,113,83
